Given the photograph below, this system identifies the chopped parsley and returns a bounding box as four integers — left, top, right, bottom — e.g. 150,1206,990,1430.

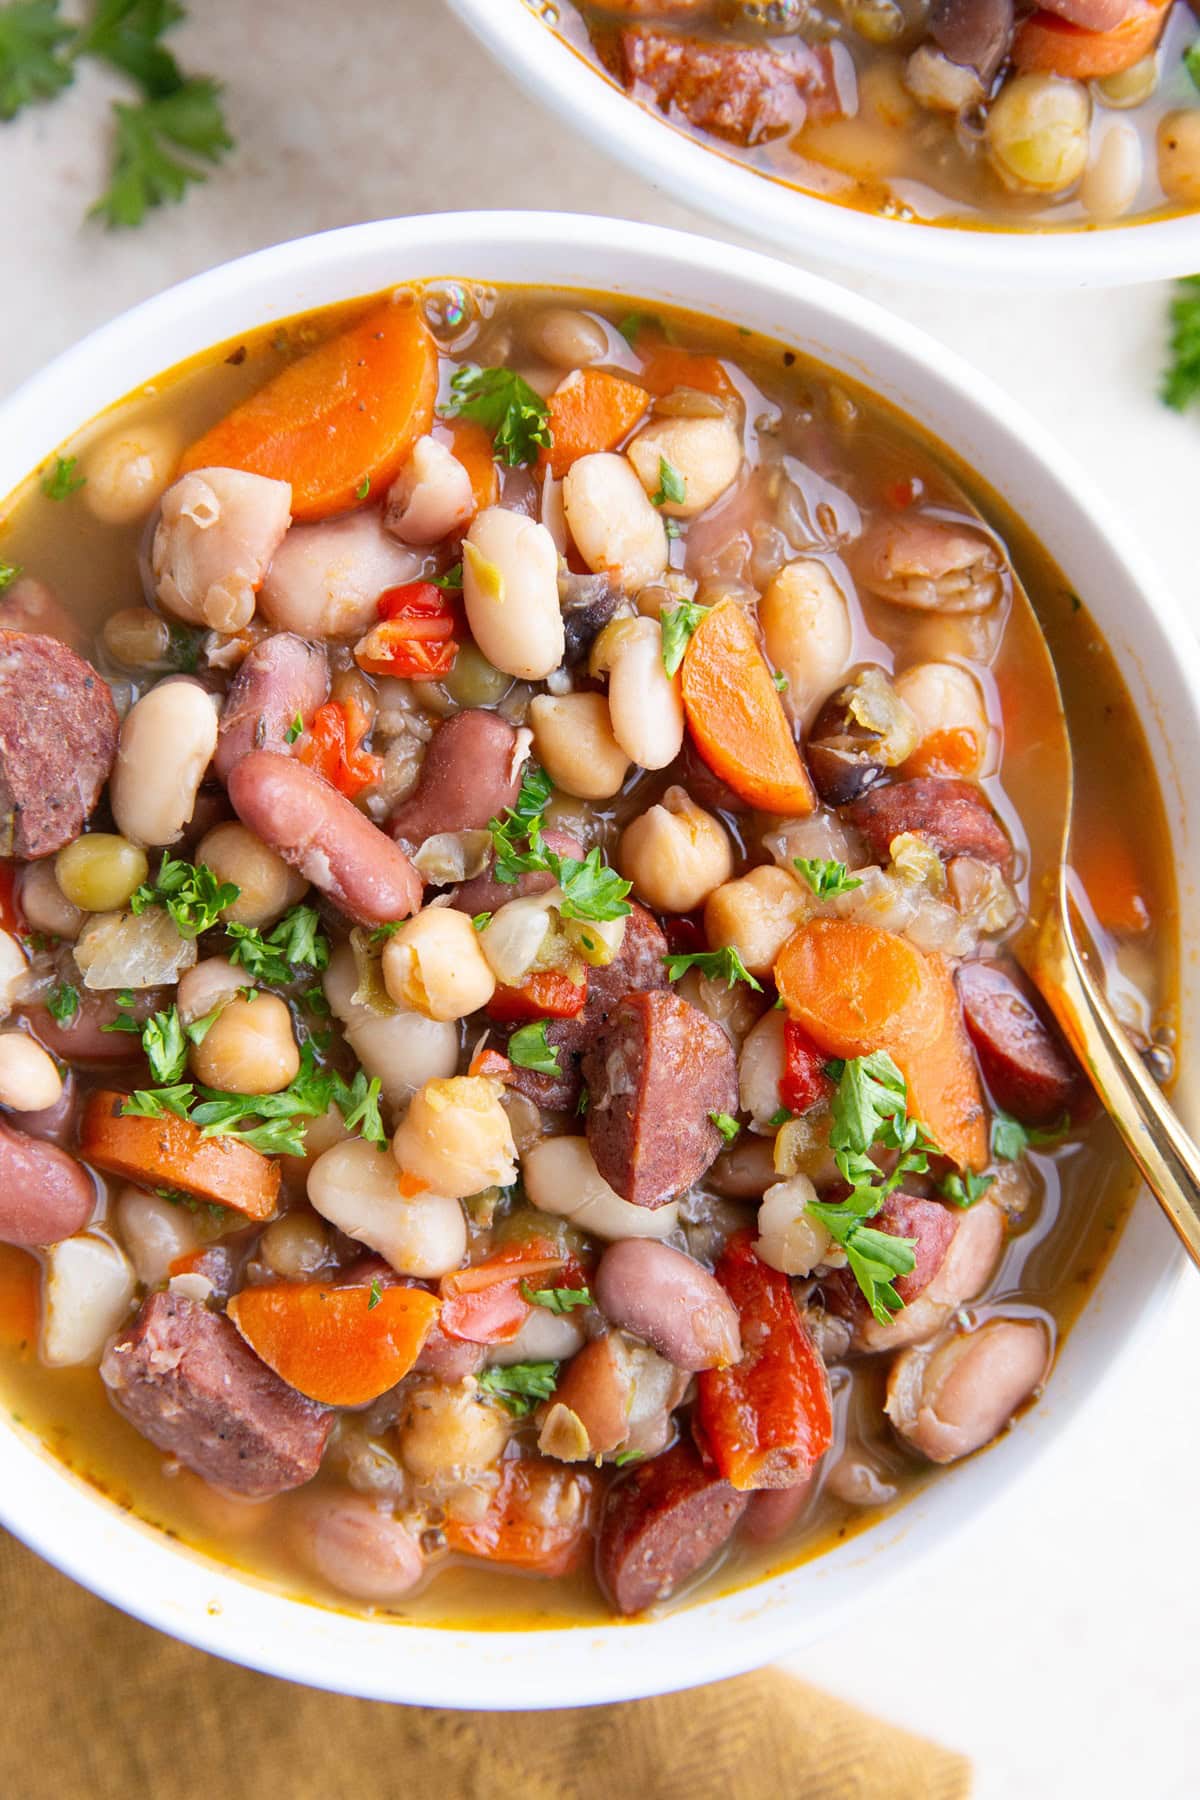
651,455,686,508
354,475,370,500
226,904,330,984
284,712,304,744
613,1448,645,1467
520,1282,593,1314
768,1105,794,1128
794,857,863,901
506,1019,562,1077
617,312,672,347
40,454,85,500
92,78,232,229
710,1111,741,1144
130,851,239,938
659,600,710,677
476,1360,559,1417
662,944,762,991
773,671,789,693
1162,275,1200,413
471,911,492,932
369,921,402,944
45,981,78,1022
331,1068,387,1149
0,560,21,592
487,765,631,924
429,561,464,591
442,365,552,468
991,1109,1071,1163
939,1168,995,1209
1186,41,1200,93
0,1,73,119
367,1277,383,1311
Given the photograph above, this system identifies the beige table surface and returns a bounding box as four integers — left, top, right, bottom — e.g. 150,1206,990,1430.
2,3,1196,1794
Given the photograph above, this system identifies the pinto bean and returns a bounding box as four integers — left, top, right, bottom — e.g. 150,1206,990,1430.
831,1197,1006,1353
291,1495,424,1602
594,1239,741,1371
387,709,524,850
213,632,329,781
957,959,1087,1125
596,1439,749,1615
228,750,421,926
885,1317,1051,1464
0,1120,95,1247
549,1335,633,1457
846,777,1011,866
929,0,1015,81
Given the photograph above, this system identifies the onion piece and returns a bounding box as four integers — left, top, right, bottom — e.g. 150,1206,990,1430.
478,891,560,985
74,908,197,990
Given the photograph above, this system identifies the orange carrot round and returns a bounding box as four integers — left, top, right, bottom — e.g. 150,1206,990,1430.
179,300,438,521
227,1281,439,1406
637,344,737,403
540,369,649,478
80,1090,280,1220
681,601,816,816
1012,0,1168,78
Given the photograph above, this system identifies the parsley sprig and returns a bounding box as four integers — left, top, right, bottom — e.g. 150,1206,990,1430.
507,1019,561,1077
130,851,238,938
794,857,863,900
662,944,762,990
442,366,552,468
520,1283,593,1314
651,455,686,508
477,1360,559,1417
40,454,85,500
487,765,632,924
991,1109,1070,1163
660,600,710,677
226,904,330,985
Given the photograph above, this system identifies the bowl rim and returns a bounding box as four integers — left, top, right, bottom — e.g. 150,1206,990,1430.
444,0,1200,290
0,210,1194,1707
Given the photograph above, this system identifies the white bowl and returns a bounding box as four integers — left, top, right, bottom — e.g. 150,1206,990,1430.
0,212,1195,1706
447,0,1200,290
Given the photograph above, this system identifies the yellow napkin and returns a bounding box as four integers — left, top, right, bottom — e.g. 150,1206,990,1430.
0,1530,968,1799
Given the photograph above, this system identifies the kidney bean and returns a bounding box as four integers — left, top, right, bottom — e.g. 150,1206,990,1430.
846,778,1011,866
957,959,1088,1126
594,1239,742,1371
387,710,524,850
5,1068,77,1146
0,1119,95,1247
228,749,421,926
21,989,159,1065
213,632,329,781
596,1439,749,1615
885,1317,1051,1464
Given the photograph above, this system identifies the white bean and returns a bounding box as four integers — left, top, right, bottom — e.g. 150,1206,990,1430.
625,414,742,519
704,865,810,978
755,1175,832,1277
323,944,458,1110
487,1308,586,1366
308,1137,467,1277
529,692,630,799
153,468,292,632
16,861,83,942
195,821,308,928
0,1033,63,1112
563,453,668,591
525,308,610,369
618,784,733,913
0,930,28,1019
386,435,475,546
760,560,852,713
260,510,421,638
382,906,496,1021
114,1186,199,1286
523,1136,680,1240
259,1210,331,1279
893,661,990,777
41,1234,135,1367
392,1075,517,1201
110,677,218,848
1080,121,1142,222
591,616,684,770
737,1008,787,1129
84,421,178,525
462,507,564,680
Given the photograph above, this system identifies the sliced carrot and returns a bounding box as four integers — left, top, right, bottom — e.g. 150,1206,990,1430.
1012,0,1168,78
0,1244,39,1353
80,1090,280,1220
637,345,737,403
435,418,499,513
1071,824,1151,935
901,727,981,780
178,300,438,521
439,1238,565,1345
538,369,649,479
227,1281,439,1406
681,600,816,816
774,919,987,1170
445,1456,597,1576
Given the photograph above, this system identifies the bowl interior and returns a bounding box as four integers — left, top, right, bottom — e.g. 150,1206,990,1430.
0,212,1194,1706
445,0,1200,290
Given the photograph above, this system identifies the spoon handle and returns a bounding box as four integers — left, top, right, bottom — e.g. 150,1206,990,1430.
1035,877,1200,1269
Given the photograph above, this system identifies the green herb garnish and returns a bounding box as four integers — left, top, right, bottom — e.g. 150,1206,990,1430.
710,1111,741,1144
1163,275,1200,413
476,1360,559,1417
0,560,21,591
40,453,85,500
507,1020,561,1077
659,600,710,677
662,944,762,991
46,981,78,1022
226,903,330,984
991,1109,1071,1163
794,857,863,901
520,1283,593,1314
651,455,686,508
367,1277,383,1311
487,766,631,924
443,365,552,467
939,1168,996,1209
285,712,304,744
130,851,239,938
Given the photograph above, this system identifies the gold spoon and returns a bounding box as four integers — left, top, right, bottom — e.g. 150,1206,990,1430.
993,565,1200,1266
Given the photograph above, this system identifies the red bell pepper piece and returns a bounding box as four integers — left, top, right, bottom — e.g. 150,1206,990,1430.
295,695,383,800
696,1230,833,1491
355,581,459,679
779,1018,835,1117
487,965,587,1022
468,1046,513,1082
438,1236,566,1344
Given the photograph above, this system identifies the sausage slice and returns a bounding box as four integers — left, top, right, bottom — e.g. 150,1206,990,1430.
957,959,1087,1125
0,632,118,857
582,988,738,1208
846,777,1011,867
101,1291,332,1498
596,1440,748,1615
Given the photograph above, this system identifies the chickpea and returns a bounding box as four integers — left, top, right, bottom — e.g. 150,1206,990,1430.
590,615,684,770
1080,121,1142,222
0,1032,63,1112
618,785,733,913
986,74,1090,194
1094,56,1157,110
259,1210,331,1279
525,307,609,369
462,507,563,681
115,1186,199,1286
190,994,299,1095
176,955,244,1029
102,607,177,672
528,691,630,800
392,1076,517,1201
110,677,219,848
398,1380,510,1486
308,1137,467,1276
17,860,83,942
55,834,149,914
737,1008,787,1129
0,930,28,1019
522,1135,681,1241
760,560,852,713
83,420,178,525
893,661,990,777
323,943,458,1110
704,864,809,979
381,906,496,1022
756,1175,832,1277
625,414,742,520
195,821,308,929
385,434,475,546
563,453,668,592
1157,110,1200,207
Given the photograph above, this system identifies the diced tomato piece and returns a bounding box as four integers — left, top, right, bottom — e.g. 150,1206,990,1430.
295,695,383,799
356,581,459,680
487,965,588,1022
779,1018,835,1116
439,1237,566,1344
445,1456,597,1575
696,1231,833,1491
468,1047,513,1081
